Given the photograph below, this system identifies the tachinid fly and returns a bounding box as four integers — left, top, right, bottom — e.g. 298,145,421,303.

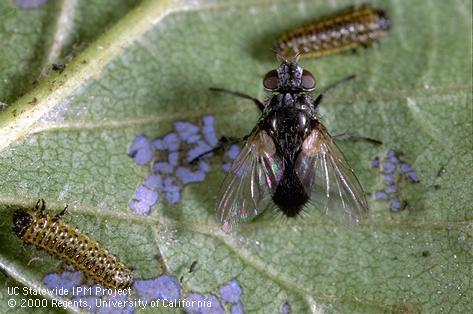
215,58,368,231
276,5,390,59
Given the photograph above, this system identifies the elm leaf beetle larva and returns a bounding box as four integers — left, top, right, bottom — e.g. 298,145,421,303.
276,5,391,59
13,199,133,289
211,56,369,232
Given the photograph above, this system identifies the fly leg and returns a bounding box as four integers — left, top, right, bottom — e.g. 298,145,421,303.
313,75,356,108
333,132,382,145
312,75,381,144
187,86,261,164
209,87,264,112
189,136,243,164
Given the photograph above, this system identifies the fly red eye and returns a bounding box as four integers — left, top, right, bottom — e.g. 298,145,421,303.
301,69,316,90
263,70,278,90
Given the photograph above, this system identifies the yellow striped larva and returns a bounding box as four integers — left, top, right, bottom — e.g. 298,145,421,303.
276,5,391,59
13,199,133,290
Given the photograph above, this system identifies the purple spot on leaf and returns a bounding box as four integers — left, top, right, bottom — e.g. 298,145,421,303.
382,161,396,174
16,0,47,9
281,302,291,314
202,115,219,147
154,139,166,150
387,149,399,164
168,152,179,166
370,157,379,169
387,149,397,159
219,279,242,303
134,275,181,303
374,191,388,201
154,162,174,174
165,191,181,204
129,115,223,212
163,177,179,192
135,186,159,206
226,145,241,160
144,174,163,190
222,163,231,173
203,294,225,314
185,134,201,144
384,174,394,184
163,133,180,152
43,271,83,292
176,167,205,184
406,171,419,183
129,135,153,165
129,200,151,215
400,163,413,174
400,163,419,182
130,185,159,215
390,199,402,211
199,161,210,173
175,121,200,140
231,302,245,314
186,141,213,162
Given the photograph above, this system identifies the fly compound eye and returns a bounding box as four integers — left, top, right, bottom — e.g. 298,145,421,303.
301,69,316,91
263,69,278,90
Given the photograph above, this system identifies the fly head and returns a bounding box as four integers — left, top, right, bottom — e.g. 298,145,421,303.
263,60,316,93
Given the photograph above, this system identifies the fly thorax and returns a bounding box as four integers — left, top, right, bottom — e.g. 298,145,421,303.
297,112,311,135
282,94,294,107
294,94,315,113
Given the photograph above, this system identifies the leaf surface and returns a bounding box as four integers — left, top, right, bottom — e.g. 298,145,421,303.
0,0,471,313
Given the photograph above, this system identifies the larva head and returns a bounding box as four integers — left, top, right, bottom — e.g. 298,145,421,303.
13,209,34,238
263,60,316,92
375,9,391,31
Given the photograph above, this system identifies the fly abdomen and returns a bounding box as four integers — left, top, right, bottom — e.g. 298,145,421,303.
272,166,309,217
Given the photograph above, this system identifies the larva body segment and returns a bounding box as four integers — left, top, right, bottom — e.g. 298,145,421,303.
276,5,391,59
13,199,133,290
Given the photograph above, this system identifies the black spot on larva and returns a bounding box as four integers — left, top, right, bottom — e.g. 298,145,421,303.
13,209,34,238
13,200,133,290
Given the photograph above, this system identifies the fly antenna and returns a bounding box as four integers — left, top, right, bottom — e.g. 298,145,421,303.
272,48,288,63
270,46,285,62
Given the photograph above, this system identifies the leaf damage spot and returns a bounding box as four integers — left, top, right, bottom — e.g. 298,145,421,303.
40,243,249,311
128,115,239,215
219,278,242,304
371,148,420,212
16,0,47,9
134,275,181,303
281,302,292,314
43,271,84,293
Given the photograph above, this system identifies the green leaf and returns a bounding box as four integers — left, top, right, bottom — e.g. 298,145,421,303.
0,0,471,313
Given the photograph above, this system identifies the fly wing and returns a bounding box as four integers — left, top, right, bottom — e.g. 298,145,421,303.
296,123,368,226
217,129,283,232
